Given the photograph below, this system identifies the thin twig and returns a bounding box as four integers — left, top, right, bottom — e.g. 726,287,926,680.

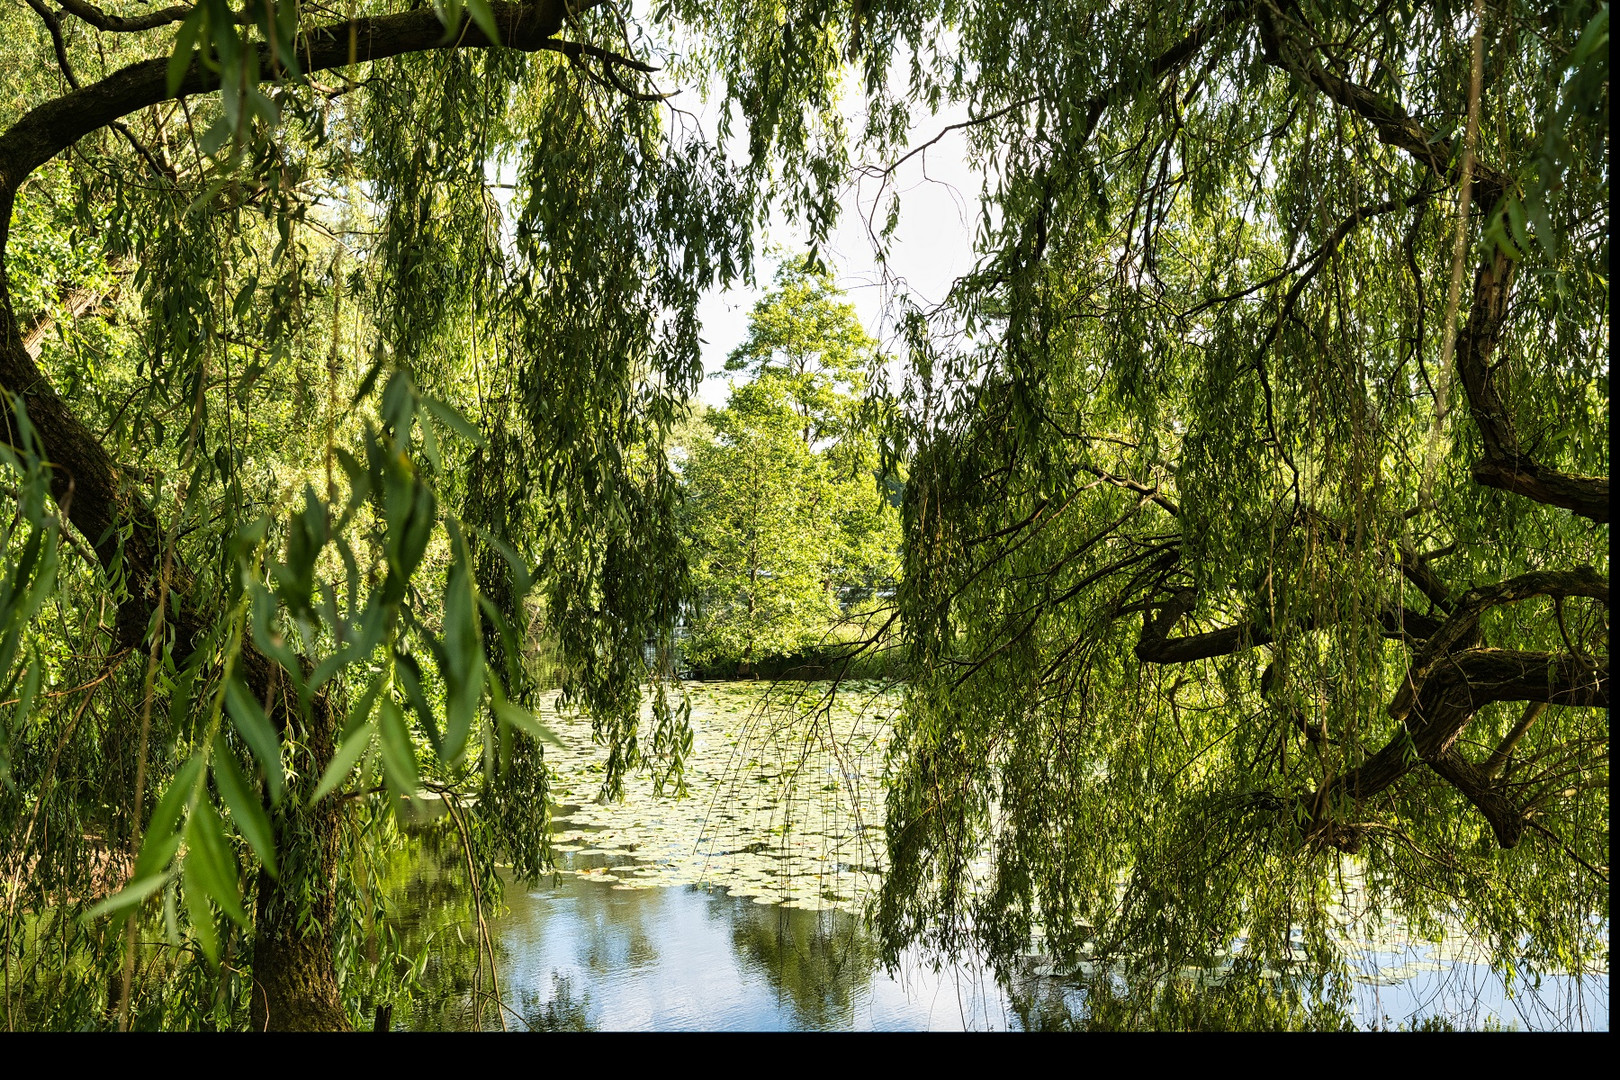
1526,821,1608,885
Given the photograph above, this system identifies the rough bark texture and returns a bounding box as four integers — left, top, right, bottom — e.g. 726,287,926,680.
244,657,348,1032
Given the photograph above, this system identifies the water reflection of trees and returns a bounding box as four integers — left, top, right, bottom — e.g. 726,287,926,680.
1002,968,1354,1032
372,828,483,1031
382,764,1600,1031
380,827,598,1031
575,887,663,978
717,894,879,1029
519,974,593,1032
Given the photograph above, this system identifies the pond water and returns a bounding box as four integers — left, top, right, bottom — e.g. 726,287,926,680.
461,870,1016,1030
387,681,1608,1031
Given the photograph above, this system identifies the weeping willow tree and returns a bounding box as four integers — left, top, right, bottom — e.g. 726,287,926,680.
0,0,836,1031
0,0,1607,1032
870,0,1609,1024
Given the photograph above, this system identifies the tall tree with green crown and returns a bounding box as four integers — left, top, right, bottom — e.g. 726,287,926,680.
682,264,897,676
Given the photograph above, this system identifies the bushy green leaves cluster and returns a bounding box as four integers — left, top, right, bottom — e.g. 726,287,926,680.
681,266,899,673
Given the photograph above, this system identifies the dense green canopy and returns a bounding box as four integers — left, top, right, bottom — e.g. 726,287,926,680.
0,0,1608,1030
871,0,1609,1022
683,266,898,675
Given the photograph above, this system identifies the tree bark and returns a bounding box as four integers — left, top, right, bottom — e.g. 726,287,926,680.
243,657,349,1031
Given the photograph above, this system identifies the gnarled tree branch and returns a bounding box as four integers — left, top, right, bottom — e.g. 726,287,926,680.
1387,566,1608,727
1307,647,1607,850
0,2,603,183
1256,0,1608,524
54,0,198,34
1455,251,1610,521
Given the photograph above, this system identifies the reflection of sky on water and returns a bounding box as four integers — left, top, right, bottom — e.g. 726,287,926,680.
402,683,1607,1031
481,868,1607,1031
493,870,1011,1031
1348,945,1607,1031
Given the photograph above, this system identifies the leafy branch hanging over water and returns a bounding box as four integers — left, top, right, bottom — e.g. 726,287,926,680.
875,0,1608,1013
0,0,1608,1031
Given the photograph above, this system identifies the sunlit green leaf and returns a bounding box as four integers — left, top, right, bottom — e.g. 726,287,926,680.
377,696,420,801
213,737,277,878
311,719,377,805
494,698,562,747
465,0,501,44
225,675,286,804
166,8,206,97
184,797,246,926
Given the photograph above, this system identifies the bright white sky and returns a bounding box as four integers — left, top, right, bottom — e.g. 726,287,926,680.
688,91,984,408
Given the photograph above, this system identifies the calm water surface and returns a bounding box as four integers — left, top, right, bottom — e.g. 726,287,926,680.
392,682,1608,1031
489,871,1014,1031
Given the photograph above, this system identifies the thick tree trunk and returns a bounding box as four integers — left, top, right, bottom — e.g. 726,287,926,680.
248,704,349,1027
242,655,351,1032
248,823,349,1030
1,229,353,1030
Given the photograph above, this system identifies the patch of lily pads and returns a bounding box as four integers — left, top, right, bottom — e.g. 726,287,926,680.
535,681,897,916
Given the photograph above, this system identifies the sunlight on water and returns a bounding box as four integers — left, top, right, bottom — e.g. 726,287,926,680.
395,681,1607,1031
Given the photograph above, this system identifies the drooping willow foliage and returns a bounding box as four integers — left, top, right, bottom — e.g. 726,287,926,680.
868,0,1609,1023
0,1,786,1031
0,0,1607,1031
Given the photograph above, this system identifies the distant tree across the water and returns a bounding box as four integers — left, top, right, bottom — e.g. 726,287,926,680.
681,265,900,676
